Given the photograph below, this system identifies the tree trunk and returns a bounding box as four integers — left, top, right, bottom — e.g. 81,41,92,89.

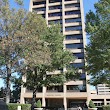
6,74,11,103
31,89,37,110
6,64,11,103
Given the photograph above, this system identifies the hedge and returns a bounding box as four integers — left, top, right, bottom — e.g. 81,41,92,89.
7,103,31,110
103,105,110,110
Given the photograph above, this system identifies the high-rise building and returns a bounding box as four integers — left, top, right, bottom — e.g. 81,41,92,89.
20,0,90,109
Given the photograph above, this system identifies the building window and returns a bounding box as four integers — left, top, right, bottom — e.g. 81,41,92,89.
48,20,62,25
65,3,80,8
65,10,80,15
33,7,46,11
67,85,86,92
49,5,62,10
48,12,62,17
49,0,62,3
73,53,84,59
70,63,84,69
65,26,82,31
66,43,83,49
47,86,63,92
65,18,81,23
80,73,86,80
66,34,83,40
33,1,46,5
65,0,75,1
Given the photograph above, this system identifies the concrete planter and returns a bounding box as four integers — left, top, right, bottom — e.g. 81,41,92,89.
88,108,97,110
34,108,43,110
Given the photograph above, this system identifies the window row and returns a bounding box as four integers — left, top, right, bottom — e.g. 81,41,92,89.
33,7,46,11
48,18,81,25
65,18,81,23
70,63,85,69
33,1,46,5
66,43,84,49
49,3,80,10
65,26,82,31
26,84,86,93
65,34,83,40
65,3,80,8
73,52,84,59
48,10,80,17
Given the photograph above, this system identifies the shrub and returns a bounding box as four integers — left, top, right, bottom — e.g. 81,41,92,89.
36,100,42,108
7,103,31,110
89,100,96,108
103,105,110,110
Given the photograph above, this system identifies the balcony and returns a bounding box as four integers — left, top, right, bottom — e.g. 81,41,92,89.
64,39,83,44
65,22,82,27
37,11,45,14
45,92,64,98
66,92,87,98
23,92,43,98
48,9,61,13
72,59,84,63
67,49,84,53
65,80,85,85
64,30,82,35
65,7,80,12
65,14,81,19
48,16,61,20
49,2,61,6
33,4,45,8
64,0,80,5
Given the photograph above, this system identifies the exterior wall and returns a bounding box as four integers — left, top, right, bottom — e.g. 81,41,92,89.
97,84,110,95
20,0,88,109
89,84,110,107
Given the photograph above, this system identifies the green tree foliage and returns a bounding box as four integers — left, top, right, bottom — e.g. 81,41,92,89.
85,0,110,85
0,0,27,103
36,100,42,108
0,87,6,98
24,24,79,110
11,76,22,103
0,0,47,103
89,100,96,108
0,0,79,106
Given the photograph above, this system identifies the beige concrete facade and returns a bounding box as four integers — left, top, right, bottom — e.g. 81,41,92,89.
89,84,110,107
20,0,90,109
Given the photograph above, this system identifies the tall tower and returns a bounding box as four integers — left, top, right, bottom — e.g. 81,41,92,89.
20,0,90,109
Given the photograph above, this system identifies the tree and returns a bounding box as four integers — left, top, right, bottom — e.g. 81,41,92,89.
0,0,26,103
85,0,110,86
89,100,96,108
36,100,42,108
23,24,79,110
0,0,47,103
0,87,6,99
11,76,22,103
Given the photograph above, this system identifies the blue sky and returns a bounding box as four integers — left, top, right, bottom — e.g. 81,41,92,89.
0,0,98,89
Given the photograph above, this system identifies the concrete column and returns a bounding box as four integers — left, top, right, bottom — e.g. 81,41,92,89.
46,0,49,25
29,0,33,12
64,98,67,110
20,85,25,104
42,86,46,107
86,75,91,106
79,0,86,48
20,75,26,104
62,0,65,35
63,84,67,110
104,99,107,105
42,97,46,107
